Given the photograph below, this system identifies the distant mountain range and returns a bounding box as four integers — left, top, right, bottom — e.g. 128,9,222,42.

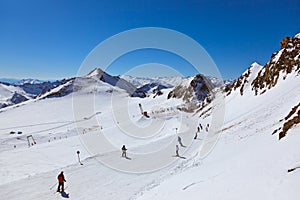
0,68,234,110
0,79,69,109
0,78,50,85
3,31,299,114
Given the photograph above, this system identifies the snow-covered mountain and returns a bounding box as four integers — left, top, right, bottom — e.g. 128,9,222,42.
121,75,185,88
0,79,71,108
0,69,230,110
226,62,263,96
86,68,137,94
0,78,46,85
122,75,233,89
226,33,300,140
14,79,45,86
40,68,146,99
0,83,31,108
19,79,70,96
252,34,300,95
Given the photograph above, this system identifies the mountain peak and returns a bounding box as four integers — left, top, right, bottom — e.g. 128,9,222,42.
86,68,105,78
226,62,263,96
251,62,262,67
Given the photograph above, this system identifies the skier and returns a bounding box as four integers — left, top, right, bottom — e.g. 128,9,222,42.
57,171,66,192
121,145,127,158
206,123,209,132
175,145,180,157
199,123,203,130
194,131,198,139
177,136,185,147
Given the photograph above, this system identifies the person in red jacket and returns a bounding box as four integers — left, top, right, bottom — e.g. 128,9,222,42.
57,171,66,192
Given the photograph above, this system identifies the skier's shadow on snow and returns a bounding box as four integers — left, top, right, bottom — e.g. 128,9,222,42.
61,191,69,198
172,155,186,159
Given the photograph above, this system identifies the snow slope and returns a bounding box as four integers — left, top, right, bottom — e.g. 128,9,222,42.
0,78,204,200
138,74,300,200
136,35,300,199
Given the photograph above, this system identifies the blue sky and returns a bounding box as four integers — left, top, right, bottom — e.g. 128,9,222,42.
0,0,299,80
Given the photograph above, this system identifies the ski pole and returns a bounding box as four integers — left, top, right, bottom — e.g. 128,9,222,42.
50,182,57,190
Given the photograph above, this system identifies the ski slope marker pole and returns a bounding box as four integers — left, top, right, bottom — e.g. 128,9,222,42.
77,150,83,165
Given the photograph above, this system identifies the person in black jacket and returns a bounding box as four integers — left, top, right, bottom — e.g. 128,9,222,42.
175,145,180,157
121,145,127,158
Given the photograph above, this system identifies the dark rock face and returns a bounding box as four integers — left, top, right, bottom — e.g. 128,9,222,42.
19,80,70,96
167,74,214,103
226,64,259,96
252,35,300,95
272,102,300,140
132,83,170,98
11,92,28,104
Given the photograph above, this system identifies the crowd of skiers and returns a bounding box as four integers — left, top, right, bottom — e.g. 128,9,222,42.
121,123,210,158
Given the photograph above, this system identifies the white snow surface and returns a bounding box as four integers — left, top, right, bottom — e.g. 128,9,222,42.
272,49,284,64
0,70,300,200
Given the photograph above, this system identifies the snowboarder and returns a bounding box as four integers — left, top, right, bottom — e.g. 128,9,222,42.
57,171,66,192
175,145,180,157
121,145,127,158
177,136,185,147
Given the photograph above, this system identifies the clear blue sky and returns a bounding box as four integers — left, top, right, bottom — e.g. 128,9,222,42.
0,0,299,80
